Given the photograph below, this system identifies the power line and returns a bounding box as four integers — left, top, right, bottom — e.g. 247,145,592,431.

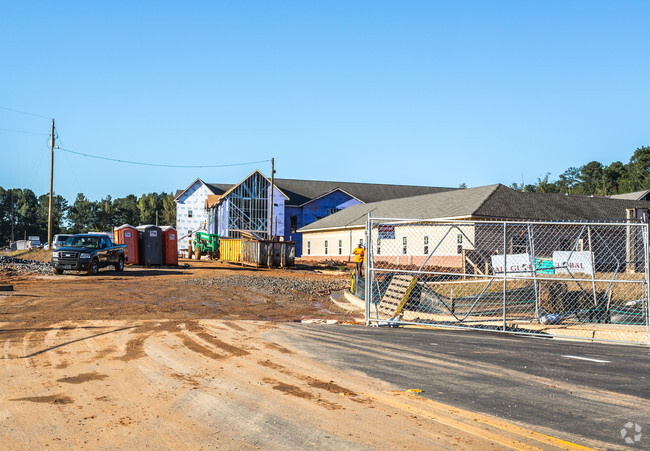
0,127,50,136
58,147,271,169
0,105,52,120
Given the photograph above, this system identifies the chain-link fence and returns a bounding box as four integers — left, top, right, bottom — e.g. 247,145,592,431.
365,218,650,345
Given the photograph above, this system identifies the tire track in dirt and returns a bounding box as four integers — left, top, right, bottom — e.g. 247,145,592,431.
10,394,74,405
56,372,108,384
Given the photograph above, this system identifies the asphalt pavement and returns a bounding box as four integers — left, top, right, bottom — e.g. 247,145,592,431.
286,324,650,449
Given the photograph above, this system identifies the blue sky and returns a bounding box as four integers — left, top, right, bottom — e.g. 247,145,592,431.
2,1,649,202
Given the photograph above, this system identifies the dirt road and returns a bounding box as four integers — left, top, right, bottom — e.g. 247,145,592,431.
0,258,592,449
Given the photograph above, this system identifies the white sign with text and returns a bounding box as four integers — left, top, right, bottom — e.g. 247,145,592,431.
491,253,535,277
553,251,594,275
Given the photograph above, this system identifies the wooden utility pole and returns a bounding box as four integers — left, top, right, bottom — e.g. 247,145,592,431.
47,119,55,249
269,158,275,240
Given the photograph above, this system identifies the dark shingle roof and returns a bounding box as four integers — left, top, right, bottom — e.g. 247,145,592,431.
205,183,233,195
299,184,650,232
475,185,650,220
273,178,455,206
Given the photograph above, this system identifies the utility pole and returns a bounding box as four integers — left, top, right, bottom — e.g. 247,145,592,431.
269,158,275,240
48,119,55,249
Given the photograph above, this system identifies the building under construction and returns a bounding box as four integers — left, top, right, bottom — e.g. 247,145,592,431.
175,170,455,256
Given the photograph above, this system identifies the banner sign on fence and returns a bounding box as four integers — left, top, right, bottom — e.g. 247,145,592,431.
378,225,395,240
552,251,594,275
491,253,535,277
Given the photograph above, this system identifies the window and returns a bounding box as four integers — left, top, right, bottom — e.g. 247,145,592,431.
457,234,462,244
324,240,328,255
290,215,298,233
424,236,429,254
377,238,381,255
307,241,311,255
402,237,407,255
338,239,342,255
327,208,341,216
188,210,193,218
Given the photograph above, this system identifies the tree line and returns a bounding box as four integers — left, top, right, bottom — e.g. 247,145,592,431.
510,146,650,195
0,188,176,246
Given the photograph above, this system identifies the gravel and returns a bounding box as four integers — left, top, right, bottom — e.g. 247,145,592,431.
183,275,348,300
0,256,53,275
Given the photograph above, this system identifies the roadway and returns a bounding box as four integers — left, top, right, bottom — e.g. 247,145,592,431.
285,325,650,449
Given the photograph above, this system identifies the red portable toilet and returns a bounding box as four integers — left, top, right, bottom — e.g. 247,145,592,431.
114,224,139,265
162,226,178,266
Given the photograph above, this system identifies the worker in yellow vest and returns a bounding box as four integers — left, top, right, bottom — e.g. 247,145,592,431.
352,243,365,276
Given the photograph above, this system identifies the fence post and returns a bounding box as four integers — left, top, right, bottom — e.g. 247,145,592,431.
503,222,507,331
587,226,598,307
645,221,650,344
528,223,539,320
365,214,371,326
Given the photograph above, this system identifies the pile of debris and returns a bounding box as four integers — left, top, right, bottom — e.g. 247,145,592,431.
0,255,53,275
184,275,347,301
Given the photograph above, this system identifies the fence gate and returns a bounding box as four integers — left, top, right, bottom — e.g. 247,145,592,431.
365,218,650,345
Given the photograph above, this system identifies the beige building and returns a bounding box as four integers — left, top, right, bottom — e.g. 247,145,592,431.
299,184,650,268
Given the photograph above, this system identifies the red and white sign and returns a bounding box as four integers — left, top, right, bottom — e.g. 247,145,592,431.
553,251,594,275
491,253,535,277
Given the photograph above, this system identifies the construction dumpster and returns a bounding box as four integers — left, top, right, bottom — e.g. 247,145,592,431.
114,224,139,264
137,225,163,265
242,240,295,267
219,238,242,263
161,226,178,266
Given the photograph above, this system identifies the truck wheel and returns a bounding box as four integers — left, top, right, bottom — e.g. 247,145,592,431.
194,246,202,260
88,259,99,275
114,256,124,272
53,268,63,275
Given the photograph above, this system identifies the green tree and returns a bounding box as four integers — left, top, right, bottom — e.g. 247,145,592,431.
577,161,604,195
138,193,158,225
68,193,98,233
0,187,13,245
96,195,116,231
535,173,558,193
114,194,140,226
161,193,177,226
623,146,650,191
602,161,626,195
37,193,69,239
557,167,580,193
14,189,40,240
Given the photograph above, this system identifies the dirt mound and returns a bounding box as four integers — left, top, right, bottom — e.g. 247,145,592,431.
183,275,348,301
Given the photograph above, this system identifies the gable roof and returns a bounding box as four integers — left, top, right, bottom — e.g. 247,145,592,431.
205,170,291,209
174,178,232,201
299,184,650,232
273,178,456,206
610,189,650,201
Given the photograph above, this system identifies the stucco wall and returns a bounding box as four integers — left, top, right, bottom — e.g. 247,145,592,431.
301,228,366,260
